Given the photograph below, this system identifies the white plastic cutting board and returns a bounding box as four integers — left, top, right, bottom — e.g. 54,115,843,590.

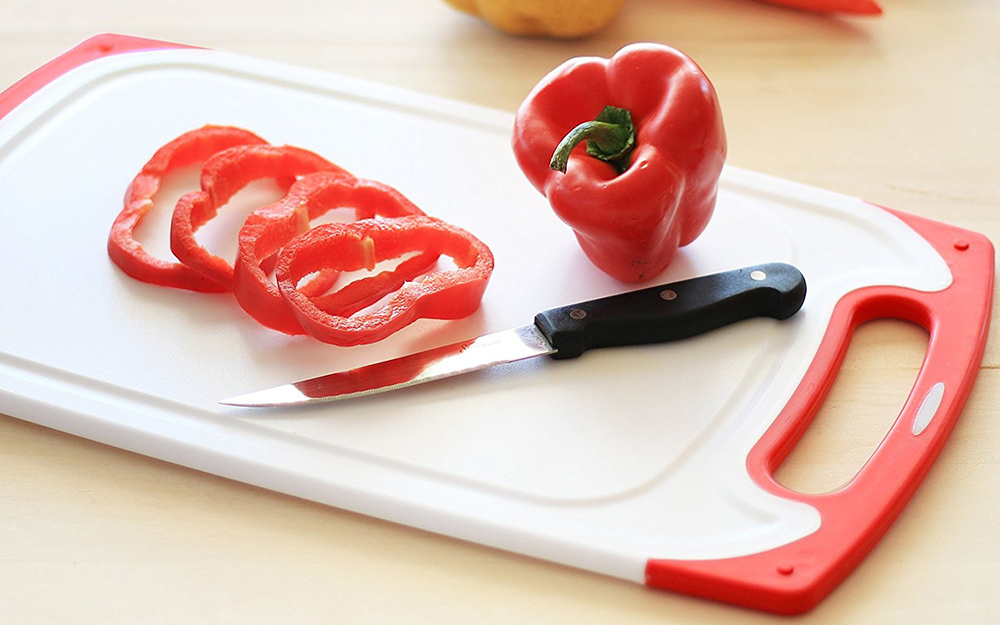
0,47,952,583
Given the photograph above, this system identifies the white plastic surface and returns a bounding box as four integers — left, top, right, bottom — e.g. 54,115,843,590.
0,49,952,583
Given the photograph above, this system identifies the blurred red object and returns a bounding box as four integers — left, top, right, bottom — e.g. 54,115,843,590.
759,0,882,15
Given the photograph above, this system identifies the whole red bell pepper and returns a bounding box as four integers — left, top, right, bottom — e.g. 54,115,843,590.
512,43,726,282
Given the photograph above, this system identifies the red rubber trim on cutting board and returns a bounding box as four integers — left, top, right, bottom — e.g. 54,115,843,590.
0,34,192,121
645,207,994,614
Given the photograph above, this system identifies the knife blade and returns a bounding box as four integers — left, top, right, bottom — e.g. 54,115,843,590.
220,262,806,407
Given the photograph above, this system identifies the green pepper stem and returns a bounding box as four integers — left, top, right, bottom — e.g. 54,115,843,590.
549,105,636,175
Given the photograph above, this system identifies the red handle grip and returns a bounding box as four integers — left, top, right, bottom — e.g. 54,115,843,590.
646,207,994,614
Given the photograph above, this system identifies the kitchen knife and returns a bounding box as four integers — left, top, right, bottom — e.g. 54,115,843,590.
220,262,806,407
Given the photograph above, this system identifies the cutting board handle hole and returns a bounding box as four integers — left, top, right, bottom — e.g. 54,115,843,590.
773,319,929,494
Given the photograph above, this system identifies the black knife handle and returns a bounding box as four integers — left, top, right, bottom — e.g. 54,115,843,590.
533,263,806,360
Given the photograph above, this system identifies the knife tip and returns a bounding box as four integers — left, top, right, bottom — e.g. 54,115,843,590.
218,392,274,408
218,384,312,408
218,396,258,407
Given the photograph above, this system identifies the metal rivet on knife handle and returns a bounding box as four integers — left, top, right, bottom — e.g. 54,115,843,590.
570,308,587,320
750,270,767,281
660,289,677,300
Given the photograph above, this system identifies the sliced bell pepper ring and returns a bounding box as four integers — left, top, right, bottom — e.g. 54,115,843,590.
169,144,349,289
307,252,442,318
275,215,494,346
232,172,439,335
108,125,269,292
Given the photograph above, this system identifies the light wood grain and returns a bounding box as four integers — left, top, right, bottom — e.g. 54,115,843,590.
1,0,997,622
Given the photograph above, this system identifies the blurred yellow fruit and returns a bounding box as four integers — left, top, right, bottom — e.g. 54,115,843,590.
442,0,627,39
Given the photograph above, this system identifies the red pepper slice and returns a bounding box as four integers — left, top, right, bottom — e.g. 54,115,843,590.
512,43,726,282
169,144,349,289
108,125,269,291
275,215,494,346
232,173,438,335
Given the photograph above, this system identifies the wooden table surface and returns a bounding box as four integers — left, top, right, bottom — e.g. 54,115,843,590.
1,0,997,622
